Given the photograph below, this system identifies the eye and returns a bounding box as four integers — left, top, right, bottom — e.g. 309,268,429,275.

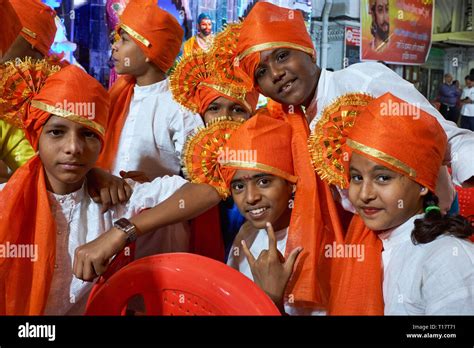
376,175,392,183
207,104,219,112
231,182,245,193
232,105,246,114
84,130,99,139
276,50,289,62
255,67,266,80
350,174,363,182
47,129,64,137
256,177,271,187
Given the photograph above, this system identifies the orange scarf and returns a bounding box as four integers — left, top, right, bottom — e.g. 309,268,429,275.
0,0,21,57
96,76,135,171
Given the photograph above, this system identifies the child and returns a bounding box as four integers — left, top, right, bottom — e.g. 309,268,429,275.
0,62,219,315
235,2,474,204
97,0,203,256
182,111,344,314
171,23,259,259
310,92,474,315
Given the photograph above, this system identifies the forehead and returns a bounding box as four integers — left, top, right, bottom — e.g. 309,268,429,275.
44,115,95,133
350,152,390,171
375,0,388,6
200,19,212,24
210,96,242,108
232,169,271,181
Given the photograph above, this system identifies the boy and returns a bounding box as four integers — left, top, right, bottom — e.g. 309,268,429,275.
235,2,474,198
97,0,203,256
0,63,219,315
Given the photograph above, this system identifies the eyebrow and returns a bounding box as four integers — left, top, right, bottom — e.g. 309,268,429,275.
230,173,272,185
349,165,391,172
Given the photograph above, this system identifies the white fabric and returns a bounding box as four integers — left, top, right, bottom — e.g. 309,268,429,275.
461,86,474,117
379,214,474,315
112,78,202,178
110,78,202,259
308,62,474,186
0,176,187,315
227,222,326,316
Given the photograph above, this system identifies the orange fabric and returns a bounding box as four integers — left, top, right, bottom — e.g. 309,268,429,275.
10,0,57,57
119,0,183,73
0,0,22,56
0,65,109,315
328,215,384,315
346,93,448,192
237,2,315,82
189,206,225,262
221,107,344,309
96,75,135,171
196,85,259,116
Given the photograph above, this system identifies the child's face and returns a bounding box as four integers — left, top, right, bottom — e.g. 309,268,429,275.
203,97,250,124
230,170,294,231
254,48,317,107
39,116,102,194
348,153,426,232
112,31,149,75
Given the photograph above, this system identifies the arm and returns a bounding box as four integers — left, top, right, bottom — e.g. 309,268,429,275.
73,182,220,281
168,103,203,157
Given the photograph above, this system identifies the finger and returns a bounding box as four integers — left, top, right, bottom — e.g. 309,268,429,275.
100,188,111,214
117,181,127,203
264,222,278,254
92,258,109,278
124,181,133,200
119,170,127,178
73,250,84,280
88,187,101,203
284,247,303,274
241,240,256,266
109,185,120,206
82,258,98,282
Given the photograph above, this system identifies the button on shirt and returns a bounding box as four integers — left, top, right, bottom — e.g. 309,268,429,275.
0,175,187,315
112,78,202,178
378,214,474,315
461,86,474,117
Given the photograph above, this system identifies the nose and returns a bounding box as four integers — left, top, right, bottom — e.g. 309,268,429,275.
269,61,285,84
359,180,376,203
64,133,84,156
245,182,262,205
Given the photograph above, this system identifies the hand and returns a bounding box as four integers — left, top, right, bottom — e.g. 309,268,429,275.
87,168,133,213
119,170,150,184
73,227,128,281
241,221,302,311
462,176,474,188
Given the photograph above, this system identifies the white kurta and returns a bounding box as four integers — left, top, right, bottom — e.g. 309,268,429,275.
227,222,326,316
308,62,474,186
379,214,474,315
111,78,203,257
0,175,187,315
461,86,474,117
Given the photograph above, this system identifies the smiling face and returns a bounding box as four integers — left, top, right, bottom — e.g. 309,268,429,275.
230,170,294,231
203,97,250,124
111,31,149,75
39,116,102,195
348,152,426,232
254,48,318,108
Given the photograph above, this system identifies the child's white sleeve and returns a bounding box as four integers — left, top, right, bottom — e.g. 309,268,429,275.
124,176,188,217
168,106,203,157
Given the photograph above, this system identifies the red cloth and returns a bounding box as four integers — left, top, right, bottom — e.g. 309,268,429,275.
189,207,225,262
0,0,22,56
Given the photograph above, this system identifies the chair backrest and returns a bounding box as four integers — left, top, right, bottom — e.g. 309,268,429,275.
85,253,281,315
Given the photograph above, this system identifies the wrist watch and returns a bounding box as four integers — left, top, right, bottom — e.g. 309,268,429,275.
113,218,138,243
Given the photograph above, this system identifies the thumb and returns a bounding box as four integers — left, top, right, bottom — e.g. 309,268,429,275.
284,247,302,273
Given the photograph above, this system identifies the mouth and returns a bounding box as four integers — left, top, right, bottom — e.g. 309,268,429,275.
359,206,383,217
58,162,85,171
278,78,296,95
246,206,270,219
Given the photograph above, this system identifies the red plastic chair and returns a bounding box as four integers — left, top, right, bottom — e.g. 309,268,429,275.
84,253,281,316
455,186,474,242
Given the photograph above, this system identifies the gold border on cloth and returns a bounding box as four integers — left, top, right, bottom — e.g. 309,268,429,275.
30,100,105,137
120,24,151,47
222,160,298,183
21,27,37,39
237,42,315,61
346,138,417,178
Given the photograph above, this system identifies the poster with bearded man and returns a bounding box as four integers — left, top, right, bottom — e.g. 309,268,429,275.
361,0,434,65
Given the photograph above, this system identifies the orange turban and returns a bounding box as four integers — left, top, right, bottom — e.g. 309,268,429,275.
0,61,109,315
119,0,183,73
170,23,258,116
0,0,22,56
183,107,344,310
237,2,315,82
10,0,57,57
346,93,447,192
